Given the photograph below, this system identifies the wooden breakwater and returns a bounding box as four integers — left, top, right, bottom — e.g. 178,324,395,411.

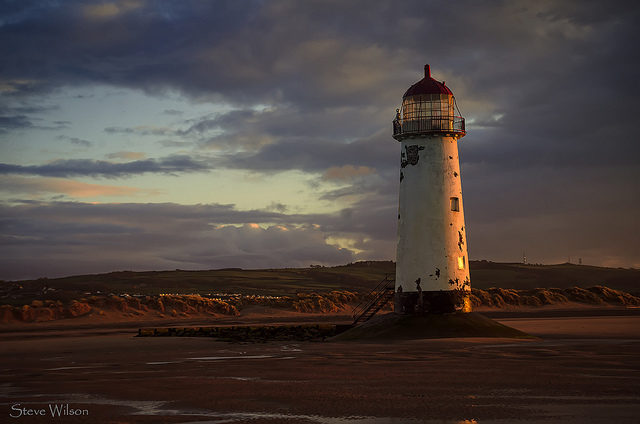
137,323,353,342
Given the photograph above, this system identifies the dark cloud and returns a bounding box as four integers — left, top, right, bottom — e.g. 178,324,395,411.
50,120,70,128
0,155,210,178
0,114,32,133
157,139,193,148
215,129,394,173
0,1,406,107
104,125,174,136
264,202,289,213
0,104,50,132
0,104,67,133
2,1,638,111
195,106,391,150
56,135,92,147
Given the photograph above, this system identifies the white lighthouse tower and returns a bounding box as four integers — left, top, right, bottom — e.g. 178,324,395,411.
393,64,471,314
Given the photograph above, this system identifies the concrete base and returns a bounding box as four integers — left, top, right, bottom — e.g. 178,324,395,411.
395,290,471,314
332,312,533,341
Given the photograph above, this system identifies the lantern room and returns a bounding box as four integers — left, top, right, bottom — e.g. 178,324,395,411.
393,64,466,140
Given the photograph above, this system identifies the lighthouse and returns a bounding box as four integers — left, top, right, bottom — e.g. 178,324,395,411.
393,64,471,314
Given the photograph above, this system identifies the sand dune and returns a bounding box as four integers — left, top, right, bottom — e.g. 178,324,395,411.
0,291,360,324
2,286,638,324
470,285,640,308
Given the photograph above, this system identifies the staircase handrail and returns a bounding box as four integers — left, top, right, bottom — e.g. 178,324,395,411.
352,274,395,323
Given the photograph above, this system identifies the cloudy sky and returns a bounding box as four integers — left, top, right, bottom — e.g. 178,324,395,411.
1,0,639,280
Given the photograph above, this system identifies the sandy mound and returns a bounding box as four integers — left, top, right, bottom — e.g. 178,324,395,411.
333,312,532,341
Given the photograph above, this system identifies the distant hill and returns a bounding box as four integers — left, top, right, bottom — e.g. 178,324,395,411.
470,260,639,292
2,260,638,303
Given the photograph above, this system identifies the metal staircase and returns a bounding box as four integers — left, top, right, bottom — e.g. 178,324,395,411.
352,275,395,325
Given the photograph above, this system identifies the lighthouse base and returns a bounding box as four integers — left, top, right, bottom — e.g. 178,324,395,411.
395,290,471,315
332,312,532,341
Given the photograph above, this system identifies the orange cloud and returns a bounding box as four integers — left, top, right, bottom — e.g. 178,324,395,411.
0,176,148,198
323,165,375,181
83,1,143,19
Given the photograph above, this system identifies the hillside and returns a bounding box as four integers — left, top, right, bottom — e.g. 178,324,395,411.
2,260,638,304
1,261,394,303
470,260,639,292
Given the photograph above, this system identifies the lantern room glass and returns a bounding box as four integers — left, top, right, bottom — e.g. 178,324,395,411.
401,94,455,131
401,94,454,120
393,94,465,139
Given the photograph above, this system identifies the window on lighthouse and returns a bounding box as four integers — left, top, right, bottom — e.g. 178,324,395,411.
450,197,460,211
458,256,466,270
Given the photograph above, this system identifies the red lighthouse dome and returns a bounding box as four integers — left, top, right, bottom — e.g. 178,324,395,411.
403,64,453,97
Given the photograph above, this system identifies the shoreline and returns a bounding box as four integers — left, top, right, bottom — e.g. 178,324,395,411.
2,305,639,340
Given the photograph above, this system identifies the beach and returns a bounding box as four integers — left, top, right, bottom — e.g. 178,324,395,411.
2,308,639,423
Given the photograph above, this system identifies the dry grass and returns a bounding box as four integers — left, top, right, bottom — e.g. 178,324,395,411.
0,290,359,323
470,286,640,308
2,285,638,324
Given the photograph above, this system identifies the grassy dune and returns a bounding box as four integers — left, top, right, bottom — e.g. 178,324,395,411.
0,291,361,324
2,285,639,324
470,286,640,308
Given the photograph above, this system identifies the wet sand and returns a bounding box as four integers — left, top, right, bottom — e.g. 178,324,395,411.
1,309,640,423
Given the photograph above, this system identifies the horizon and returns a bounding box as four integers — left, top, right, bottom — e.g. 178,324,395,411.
1,1,639,280
6,258,638,283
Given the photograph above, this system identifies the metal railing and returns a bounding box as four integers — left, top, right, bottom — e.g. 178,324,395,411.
393,116,466,139
352,275,395,324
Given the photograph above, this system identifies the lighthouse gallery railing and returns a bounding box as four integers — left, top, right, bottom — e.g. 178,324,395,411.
393,116,466,137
